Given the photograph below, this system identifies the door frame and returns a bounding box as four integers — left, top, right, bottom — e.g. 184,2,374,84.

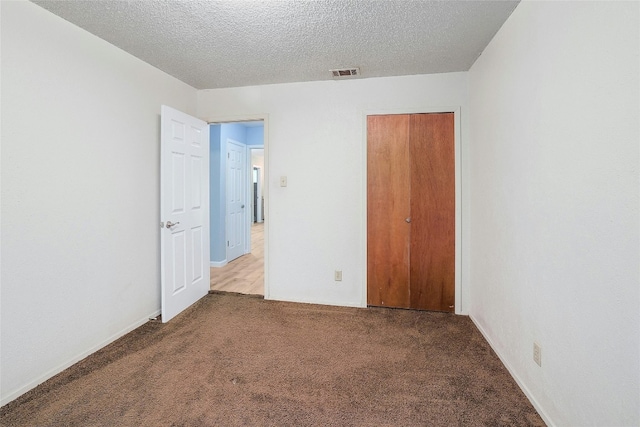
362,107,462,314
204,114,270,299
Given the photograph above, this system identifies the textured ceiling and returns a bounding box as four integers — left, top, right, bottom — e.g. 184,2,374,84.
30,0,519,90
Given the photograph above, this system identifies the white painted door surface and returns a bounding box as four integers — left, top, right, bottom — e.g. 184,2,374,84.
160,105,210,323
226,140,246,262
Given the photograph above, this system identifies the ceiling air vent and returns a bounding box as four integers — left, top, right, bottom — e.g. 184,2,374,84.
330,67,360,79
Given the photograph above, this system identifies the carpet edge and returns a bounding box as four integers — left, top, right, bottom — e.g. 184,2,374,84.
469,314,554,427
0,308,161,407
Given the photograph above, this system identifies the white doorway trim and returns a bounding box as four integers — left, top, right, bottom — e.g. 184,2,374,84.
205,114,270,299
362,107,462,314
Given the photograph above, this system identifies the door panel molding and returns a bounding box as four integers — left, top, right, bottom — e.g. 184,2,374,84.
362,107,462,313
160,105,210,323
226,138,247,263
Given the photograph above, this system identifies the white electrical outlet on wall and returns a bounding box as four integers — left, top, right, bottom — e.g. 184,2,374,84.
533,342,542,367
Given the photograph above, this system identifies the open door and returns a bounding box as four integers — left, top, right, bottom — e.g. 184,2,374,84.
226,139,246,263
160,105,210,323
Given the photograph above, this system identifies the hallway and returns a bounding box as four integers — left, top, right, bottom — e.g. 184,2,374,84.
209,222,264,295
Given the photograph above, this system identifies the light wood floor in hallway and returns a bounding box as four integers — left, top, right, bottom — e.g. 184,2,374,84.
210,222,264,295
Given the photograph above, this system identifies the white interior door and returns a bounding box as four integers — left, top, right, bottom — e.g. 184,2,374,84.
226,139,246,262
160,105,210,323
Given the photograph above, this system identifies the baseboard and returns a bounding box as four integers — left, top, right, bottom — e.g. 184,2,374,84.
265,294,365,309
210,260,227,268
469,314,555,427
0,308,161,407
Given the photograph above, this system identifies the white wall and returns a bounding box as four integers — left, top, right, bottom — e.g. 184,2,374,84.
468,1,639,426
0,1,198,404
198,73,470,310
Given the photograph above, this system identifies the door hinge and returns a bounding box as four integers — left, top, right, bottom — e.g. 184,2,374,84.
227,241,229,247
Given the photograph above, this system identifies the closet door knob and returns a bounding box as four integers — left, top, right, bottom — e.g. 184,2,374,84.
405,218,411,223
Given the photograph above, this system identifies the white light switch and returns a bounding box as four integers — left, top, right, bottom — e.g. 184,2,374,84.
280,176,287,187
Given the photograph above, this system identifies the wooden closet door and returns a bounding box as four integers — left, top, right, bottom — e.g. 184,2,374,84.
409,113,455,312
367,115,411,308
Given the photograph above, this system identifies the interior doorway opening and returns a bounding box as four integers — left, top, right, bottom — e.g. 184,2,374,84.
252,165,263,223
209,120,266,296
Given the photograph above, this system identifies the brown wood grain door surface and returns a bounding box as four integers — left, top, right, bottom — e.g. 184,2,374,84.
409,113,455,311
367,115,411,308
367,113,455,312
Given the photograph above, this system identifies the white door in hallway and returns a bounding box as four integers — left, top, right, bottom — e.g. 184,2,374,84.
160,105,210,323
226,139,246,263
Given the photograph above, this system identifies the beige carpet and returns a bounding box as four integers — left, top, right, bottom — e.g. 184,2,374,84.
1,293,544,426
